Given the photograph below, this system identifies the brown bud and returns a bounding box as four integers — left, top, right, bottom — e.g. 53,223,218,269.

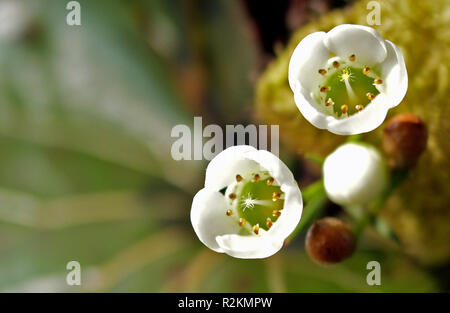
383,113,427,168
305,217,355,265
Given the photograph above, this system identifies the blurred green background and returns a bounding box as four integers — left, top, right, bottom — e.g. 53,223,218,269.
0,0,447,292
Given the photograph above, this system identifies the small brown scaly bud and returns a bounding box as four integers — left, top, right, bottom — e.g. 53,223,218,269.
383,113,427,168
305,217,355,265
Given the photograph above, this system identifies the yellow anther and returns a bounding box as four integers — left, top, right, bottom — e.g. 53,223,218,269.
266,218,273,229
253,224,260,235
266,177,274,186
228,193,236,200
349,54,355,61
252,174,260,182
341,104,348,114
374,78,383,84
325,98,334,107
226,209,233,216
366,92,376,100
333,61,340,68
236,174,243,182
363,66,371,75
272,192,281,201
272,210,281,217
318,69,327,75
355,104,364,111
238,218,246,227
320,86,330,93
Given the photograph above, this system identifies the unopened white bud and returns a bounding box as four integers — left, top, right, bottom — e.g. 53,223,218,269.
323,143,388,206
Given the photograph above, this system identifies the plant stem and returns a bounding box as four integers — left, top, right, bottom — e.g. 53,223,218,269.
304,153,324,166
288,180,328,242
354,169,409,238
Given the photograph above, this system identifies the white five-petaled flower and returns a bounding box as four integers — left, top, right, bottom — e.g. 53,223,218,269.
191,145,303,259
323,142,389,206
289,24,408,135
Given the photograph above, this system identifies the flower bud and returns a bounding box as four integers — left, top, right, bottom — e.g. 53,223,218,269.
323,142,388,206
305,217,355,265
383,113,427,168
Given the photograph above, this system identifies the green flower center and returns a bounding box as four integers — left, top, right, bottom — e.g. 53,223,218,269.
324,66,380,116
225,171,284,234
316,55,383,117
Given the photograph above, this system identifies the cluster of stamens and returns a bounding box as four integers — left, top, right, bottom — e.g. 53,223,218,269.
316,54,383,117
224,172,285,235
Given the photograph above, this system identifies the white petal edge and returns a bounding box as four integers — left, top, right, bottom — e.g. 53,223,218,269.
326,93,391,135
380,40,408,108
288,31,329,92
191,188,241,253
293,81,335,130
244,149,303,241
204,145,259,191
294,87,391,135
216,233,284,259
324,24,387,65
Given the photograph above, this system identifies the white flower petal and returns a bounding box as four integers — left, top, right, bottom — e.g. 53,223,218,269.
244,149,296,189
244,149,303,240
325,93,391,135
380,40,408,108
191,188,241,253
293,83,335,130
216,234,284,259
324,24,387,65
267,184,303,240
204,145,259,191
288,31,329,92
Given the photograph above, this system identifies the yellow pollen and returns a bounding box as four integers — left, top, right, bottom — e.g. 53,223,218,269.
252,174,260,182
374,78,383,84
226,209,233,216
341,104,348,114
229,193,236,200
333,61,340,68
339,68,352,82
236,174,243,182
367,92,376,100
272,192,281,201
272,210,281,217
356,104,364,111
320,86,330,93
349,54,356,61
266,218,273,229
325,98,334,107
238,218,246,227
318,69,327,75
267,177,274,186
363,66,371,75
253,224,260,235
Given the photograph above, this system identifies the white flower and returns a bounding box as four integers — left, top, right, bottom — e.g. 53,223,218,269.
323,143,388,206
288,24,408,135
191,145,303,259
